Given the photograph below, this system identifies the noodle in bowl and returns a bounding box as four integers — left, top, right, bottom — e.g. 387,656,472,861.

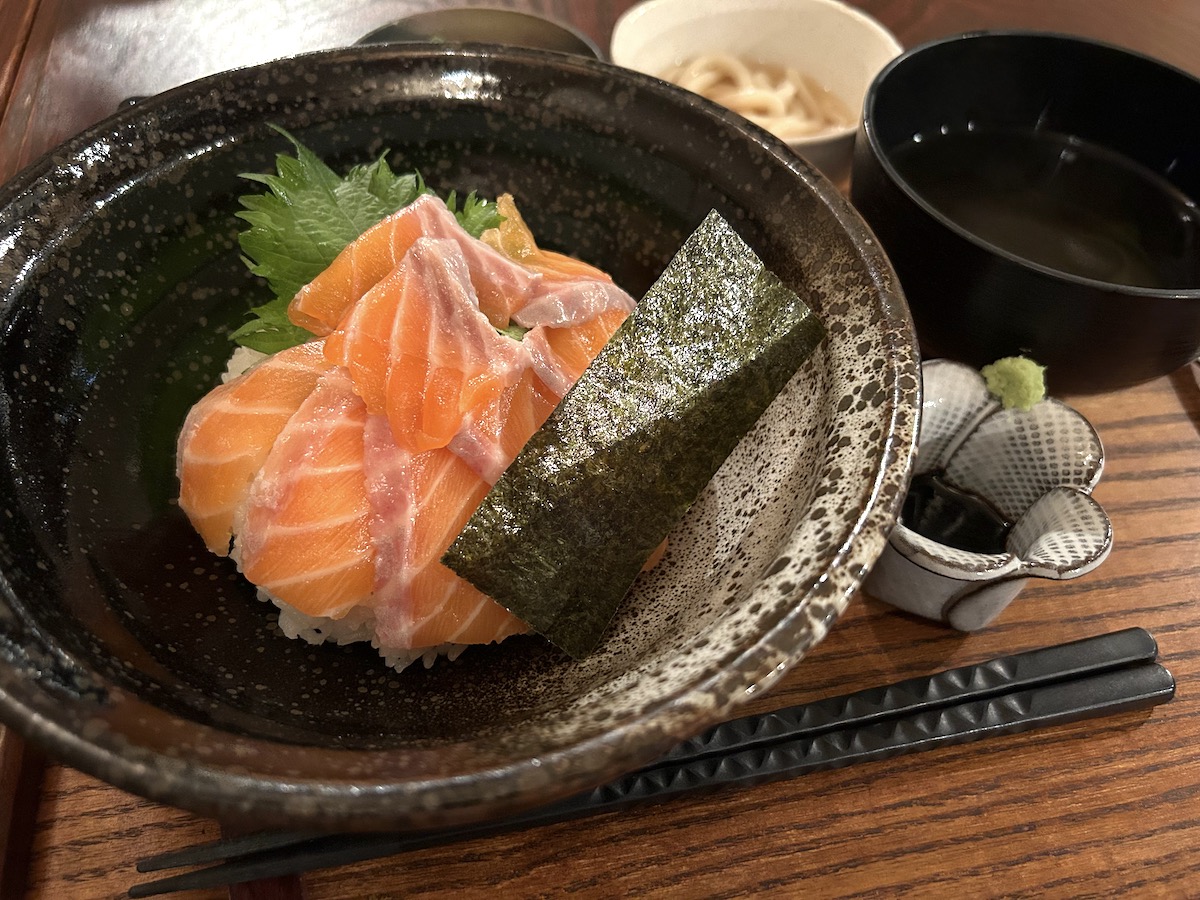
611,0,902,183
660,53,853,141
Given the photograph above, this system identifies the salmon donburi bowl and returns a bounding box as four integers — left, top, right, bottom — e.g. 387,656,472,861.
0,45,917,830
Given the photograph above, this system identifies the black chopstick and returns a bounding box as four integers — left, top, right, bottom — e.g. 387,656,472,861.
129,628,1174,898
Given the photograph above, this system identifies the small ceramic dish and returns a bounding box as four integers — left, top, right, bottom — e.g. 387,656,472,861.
357,9,602,59
864,359,1112,631
610,0,902,184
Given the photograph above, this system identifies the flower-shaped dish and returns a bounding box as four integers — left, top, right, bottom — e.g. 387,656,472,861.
865,359,1111,631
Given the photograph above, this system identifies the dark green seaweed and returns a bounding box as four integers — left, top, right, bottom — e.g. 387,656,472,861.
443,211,826,658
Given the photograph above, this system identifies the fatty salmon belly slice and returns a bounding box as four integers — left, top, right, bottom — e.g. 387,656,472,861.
524,305,632,398
287,193,543,334
363,416,529,650
325,236,531,453
236,368,374,619
176,341,332,556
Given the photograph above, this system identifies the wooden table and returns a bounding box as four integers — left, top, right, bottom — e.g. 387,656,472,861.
3,2,1199,897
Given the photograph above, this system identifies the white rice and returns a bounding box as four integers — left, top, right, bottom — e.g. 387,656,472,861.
222,345,268,381
258,590,471,673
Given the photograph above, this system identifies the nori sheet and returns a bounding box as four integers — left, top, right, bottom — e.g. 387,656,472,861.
442,211,826,658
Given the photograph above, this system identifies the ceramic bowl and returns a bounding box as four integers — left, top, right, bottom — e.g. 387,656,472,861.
0,45,918,831
864,360,1111,631
610,0,902,184
358,9,602,58
851,31,1200,394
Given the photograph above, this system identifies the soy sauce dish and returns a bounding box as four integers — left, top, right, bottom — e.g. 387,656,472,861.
0,45,917,830
851,31,1200,394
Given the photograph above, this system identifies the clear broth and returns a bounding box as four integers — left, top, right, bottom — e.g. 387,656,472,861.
890,128,1200,289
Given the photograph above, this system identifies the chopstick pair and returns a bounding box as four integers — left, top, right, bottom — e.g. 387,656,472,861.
129,627,1175,898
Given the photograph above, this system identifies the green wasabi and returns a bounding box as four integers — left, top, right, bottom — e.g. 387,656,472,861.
981,356,1046,410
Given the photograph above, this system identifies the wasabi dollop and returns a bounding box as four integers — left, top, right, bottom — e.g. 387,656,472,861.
981,356,1046,410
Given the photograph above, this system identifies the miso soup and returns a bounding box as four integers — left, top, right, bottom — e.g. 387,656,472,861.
890,128,1200,289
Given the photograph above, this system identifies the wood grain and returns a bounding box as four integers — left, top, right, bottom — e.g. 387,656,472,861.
0,0,39,142
0,727,42,900
4,2,1200,898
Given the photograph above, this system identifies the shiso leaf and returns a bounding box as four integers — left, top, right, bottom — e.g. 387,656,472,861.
981,356,1046,410
442,211,826,658
232,127,502,351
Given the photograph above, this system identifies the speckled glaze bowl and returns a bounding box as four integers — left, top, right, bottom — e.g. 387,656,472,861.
0,45,918,831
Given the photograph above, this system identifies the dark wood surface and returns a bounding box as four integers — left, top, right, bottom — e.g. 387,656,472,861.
3,2,1200,898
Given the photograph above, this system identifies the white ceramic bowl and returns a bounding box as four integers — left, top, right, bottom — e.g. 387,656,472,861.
611,0,902,183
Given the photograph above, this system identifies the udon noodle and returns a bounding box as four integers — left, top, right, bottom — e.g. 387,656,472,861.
660,53,852,140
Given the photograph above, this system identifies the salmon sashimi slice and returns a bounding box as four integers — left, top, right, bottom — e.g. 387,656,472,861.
288,193,449,336
479,193,637,329
176,341,333,556
325,237,531,453
481,193,614,282
288,193,544,334
363,416,529,650
448,367,559,485
236,368,374,619
510,278,636,330
397,564,530,651
524,306,632,398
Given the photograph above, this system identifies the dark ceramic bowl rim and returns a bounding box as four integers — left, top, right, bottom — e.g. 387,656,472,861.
861,29,1200,300
356,8,605,60
0,43,917,827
